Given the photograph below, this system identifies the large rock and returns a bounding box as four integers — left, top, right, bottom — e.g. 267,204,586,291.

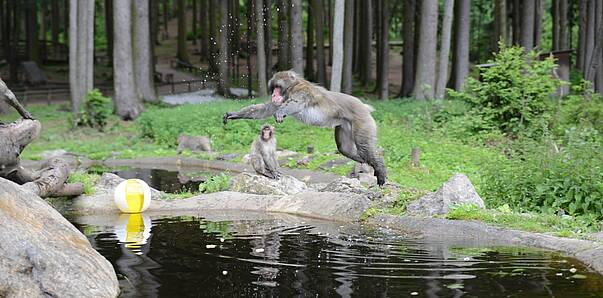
0,178,119,297
230,172,307,195
406,173,485,217
269,191,371,221
320,177,396,208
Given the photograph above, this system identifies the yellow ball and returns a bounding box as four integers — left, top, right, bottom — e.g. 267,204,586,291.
114,179,152,213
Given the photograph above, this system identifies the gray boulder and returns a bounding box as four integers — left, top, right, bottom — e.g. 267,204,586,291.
0,178,119,298
406,173,485,217
230,172,307,196
268,191,371,222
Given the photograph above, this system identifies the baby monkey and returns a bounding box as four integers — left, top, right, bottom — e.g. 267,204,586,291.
250,124,280,179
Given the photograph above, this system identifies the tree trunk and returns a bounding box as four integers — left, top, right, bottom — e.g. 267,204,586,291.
290,0,303,74
595,0,603,93
435,0,454,99
25,0,40,63
40,0,48,61
341,0,354,94
8,0,19,83
520,0,534,51
552,0,559,50
246,0,253,96
255,0,268,96
450,0,470,91
217,0,230,96
69,0,94,118
199,0,208,61
512,0,521,45
533,0,544,49
277,0,289,70
494,0,507,48
313,0,326,86
113,0,143,120
264,0,273,80
413,0,438,100
192,0,197,45
105,0,113,65
559,0,569,50
208,0,219,74
586,0,603,86
585,0,596,75
359,0,373,87
163,0,169,38
305,2,315,81
177,0,189,62
329,0,344,92
377,0,389,100
51,0,60,52
400,0,415,97
133,0,157,102
577,0,587,71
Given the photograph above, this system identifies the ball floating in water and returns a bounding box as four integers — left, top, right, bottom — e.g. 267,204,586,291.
114,179,152,213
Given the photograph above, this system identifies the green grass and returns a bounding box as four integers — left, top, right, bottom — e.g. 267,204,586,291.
67,171,100,195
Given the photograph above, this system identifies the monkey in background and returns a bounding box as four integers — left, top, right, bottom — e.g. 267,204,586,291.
224,71,387,186
176,134,212,155
250,124,280,179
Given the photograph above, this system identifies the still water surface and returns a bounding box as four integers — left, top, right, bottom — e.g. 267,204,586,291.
69,213,603,297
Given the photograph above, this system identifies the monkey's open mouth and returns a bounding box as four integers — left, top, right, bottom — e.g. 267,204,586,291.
271,87,284,105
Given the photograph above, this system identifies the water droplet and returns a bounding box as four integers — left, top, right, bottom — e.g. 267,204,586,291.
206,244,217,249
222,270,228,275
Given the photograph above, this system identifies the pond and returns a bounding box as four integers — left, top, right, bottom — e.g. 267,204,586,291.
69,212,603,297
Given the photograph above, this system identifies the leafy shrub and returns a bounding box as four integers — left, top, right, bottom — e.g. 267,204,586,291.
449,44,561,134
556,89,603,135
79,89,112,131
199,173,231,193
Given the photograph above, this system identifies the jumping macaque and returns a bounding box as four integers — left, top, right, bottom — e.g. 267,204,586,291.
224,71,387,186
176,134,212,154
249,124,280,179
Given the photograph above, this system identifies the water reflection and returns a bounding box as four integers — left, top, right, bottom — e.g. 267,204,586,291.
70,212,603,297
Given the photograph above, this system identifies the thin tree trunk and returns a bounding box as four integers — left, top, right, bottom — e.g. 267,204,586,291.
450,0,470,91
69,0,94,118
40,0,48,61
595,0,603,93
264,0,272,80
377,0,389,100
341,0,354,94
400,0,415,97
585,0,595,75
328,0,333,66
199,0,208,61
552,0,559,50
246,0,253,96
494,0,507,48
177,0,189,62
105,0,113,66
559,0,569,50
330,0,344,92
209,0,218,74
413,0,438,100
163,0,169,38
512,0,521,45
255,0,268,96
305,2,315,81
217,0,230,96
230,0,240,83
8,0,19,83
533,0,543,49
359,0,372,87
586,0,603,85
435,0,454,99
520,0,534,51
51,0,60,52
277,0,289,70
577,0,587,71
290,0,303,74
133,0,156,102
113,0,143,120
313,0,326,86
25,0,39,63
192,0,197,45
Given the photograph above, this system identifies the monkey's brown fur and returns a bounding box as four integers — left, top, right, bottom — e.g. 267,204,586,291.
249,124,280,179
177,134,212,154
224,71,387,186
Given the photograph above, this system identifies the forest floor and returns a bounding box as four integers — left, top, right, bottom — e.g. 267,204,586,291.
5,98,601,240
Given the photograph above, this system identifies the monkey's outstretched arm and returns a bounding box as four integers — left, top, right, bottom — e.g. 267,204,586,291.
223,103,279,124
0,78,33,120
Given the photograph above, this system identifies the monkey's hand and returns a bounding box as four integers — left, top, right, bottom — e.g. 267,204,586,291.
274,110,286,123
223,112,235,124
21,111,34,120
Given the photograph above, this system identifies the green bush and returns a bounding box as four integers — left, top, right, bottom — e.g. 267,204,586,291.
78,89,112,131
449,44,561,134
199,173,231,193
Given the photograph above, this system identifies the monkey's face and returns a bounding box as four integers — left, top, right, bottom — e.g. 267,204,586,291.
269,71,299,105
260,125,274,141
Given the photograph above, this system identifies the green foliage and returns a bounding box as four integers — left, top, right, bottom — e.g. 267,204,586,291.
556,89,603,135
79,89,112,131
449,45,562,134
198,173,231,193
67,171,100,195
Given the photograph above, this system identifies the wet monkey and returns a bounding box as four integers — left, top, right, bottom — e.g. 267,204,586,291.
224,71,387,186
249,124,280,179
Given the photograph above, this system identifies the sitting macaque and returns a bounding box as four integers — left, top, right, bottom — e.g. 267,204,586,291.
176,134,212,154
249,124,280,179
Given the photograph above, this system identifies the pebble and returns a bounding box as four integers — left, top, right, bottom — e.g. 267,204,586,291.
222,270,228,275
255,248,265,253
410,292,419,296
570,268,578,273
206,244,217,249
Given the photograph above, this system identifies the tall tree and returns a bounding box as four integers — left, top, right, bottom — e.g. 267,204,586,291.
413,0,438,100
435,0,454,99
133,0,156,101
520,0,535,51
512,0,521,45
585,0,595,73
263,0,273,80
25,0,40,63
341,0,354,94
399,0,415,97
217,0,230,96
277,0,289,70
192,0,197,45
51,0,60,52
533,0,544,48
577,0,588,70
69,0,94,118
450,0,471,91
246,0,253,96
329,0,344,92
494,0,507,48
290,0,303,74
113,0,143,120
176,0,189,62
104,0,113,65
595,0,603,93
199,0,208,60
559,0,569,50
305,2,315,81
313,0,326,86
255,0,268,96
358,0,372,87
377,0,389,100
